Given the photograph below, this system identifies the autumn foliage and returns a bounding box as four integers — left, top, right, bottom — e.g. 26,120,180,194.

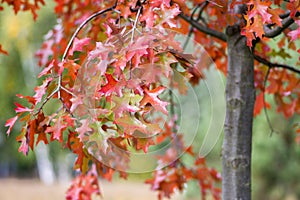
3,0,300,199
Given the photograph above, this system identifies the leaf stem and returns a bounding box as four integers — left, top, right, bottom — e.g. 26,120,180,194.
262,67,277,136
62,3,118,61
34,87,59,116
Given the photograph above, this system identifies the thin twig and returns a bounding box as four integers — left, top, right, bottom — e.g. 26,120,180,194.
62,2,118,61
183,1,209,49
183,28,194,50
34,87,60,116
262,68,276,136
130,6,142,79
59,97,75,118
131,7,142,43
196,1,209,22
61,86,77,97
206,0,223,8
190,4,201,20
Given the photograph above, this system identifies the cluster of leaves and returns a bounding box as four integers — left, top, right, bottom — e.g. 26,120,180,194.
146,122,221,200
0,0,45,20
177,0,300,124
3,0,300,199
66,165,101,200
4,0,221,199
179,0,300,120
242,0,300,120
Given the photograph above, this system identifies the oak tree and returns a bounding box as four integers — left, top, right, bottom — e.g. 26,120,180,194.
3,0,300,200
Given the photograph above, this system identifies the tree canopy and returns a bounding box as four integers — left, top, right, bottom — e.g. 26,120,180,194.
2,0,300,200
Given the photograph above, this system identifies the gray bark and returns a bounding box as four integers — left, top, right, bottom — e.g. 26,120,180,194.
222,25,255,200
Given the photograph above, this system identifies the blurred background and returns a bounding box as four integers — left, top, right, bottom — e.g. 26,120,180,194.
0,2,300,200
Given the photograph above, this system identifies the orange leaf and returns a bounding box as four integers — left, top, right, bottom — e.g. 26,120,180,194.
140,86,169,115
254,92,270,117
0,44,8,55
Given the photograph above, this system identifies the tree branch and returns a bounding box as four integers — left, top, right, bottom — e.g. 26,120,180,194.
254,54,300,74
183,2,208,49
62,1,118,60
179,13,227,42
264,11,300,38
59,2,117,100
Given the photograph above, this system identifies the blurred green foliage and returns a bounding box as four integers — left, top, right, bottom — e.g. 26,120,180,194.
253,104,300,200
0,2,56,177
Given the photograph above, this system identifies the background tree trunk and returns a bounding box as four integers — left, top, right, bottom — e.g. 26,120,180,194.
35,143,55,185
222,25,255,200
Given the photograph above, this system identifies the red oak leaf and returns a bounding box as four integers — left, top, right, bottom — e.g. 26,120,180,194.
111,94,139,118
45,116,68,143
18,138,29,156
248,0,272,23
16,94,36,106
114,114,147,135
274,0,282,5
249,16,265,38
67,131,89,172
38,60,54,78
88,42,115,75
160,4,181,28
36,130,48,145
33,113,49,145
126,36,153,68
99,74,125,97
33,77,53,103
35,38,54,67
286,0,300,17
66,165,101,200
27,119,38,150
132,137,155,153
268,8,284,27
5,116,18,135
275,95,297,118
288,20,300,41
35,24,63,66
99,74,118,96
140,86,169,115
140,6,156,28
70,94,84,113
69,37,91,56
63,60,81,81
14,103,33,113
103,20,124,37
75,119,93,141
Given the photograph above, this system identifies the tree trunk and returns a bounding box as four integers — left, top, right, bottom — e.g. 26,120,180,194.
222,25,255,200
